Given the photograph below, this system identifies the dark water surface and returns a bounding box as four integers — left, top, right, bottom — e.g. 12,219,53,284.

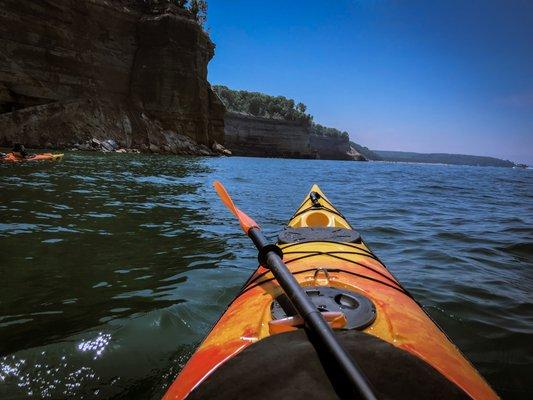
1,153,531,399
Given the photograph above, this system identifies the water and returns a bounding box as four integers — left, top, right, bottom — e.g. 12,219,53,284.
0,153,531,399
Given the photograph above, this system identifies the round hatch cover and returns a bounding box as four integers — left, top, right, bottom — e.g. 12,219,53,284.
271,286,376,330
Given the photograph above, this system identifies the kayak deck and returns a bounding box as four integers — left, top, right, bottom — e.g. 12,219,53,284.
163,184,498,400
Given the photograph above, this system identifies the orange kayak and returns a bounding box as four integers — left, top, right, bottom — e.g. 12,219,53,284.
1,152,64,163
163,185,499,399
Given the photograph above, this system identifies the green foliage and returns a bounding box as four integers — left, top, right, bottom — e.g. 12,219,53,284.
213,85,360,142
213,85,312,123
138,0,207,25
310,123,349,140
189,0,208,25
296,102,306,113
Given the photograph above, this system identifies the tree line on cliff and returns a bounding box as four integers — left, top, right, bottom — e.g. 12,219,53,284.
213,85,351,140
213,85,312,123
310,124,349,140
138,0,208,24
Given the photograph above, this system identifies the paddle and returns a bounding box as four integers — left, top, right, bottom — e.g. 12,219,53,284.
213,181,378,400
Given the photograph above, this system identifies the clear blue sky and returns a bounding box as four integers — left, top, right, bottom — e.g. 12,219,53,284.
206,0,533,164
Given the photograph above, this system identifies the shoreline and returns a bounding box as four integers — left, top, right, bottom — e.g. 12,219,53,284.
2,147,527,169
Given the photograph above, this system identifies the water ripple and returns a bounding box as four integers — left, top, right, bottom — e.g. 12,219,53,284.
0,154,531,399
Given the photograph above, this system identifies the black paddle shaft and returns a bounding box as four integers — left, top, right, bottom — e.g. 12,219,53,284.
248,228,378,400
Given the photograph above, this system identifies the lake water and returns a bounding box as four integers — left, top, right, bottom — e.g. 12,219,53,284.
1,153,531,399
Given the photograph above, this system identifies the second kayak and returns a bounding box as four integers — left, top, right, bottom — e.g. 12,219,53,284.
1,152,64,163
163,184,499,399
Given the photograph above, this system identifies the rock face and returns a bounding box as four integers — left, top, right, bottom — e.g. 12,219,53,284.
224,112,365,160
310,134,365,161
224,112,314,158
346,146,367,161
0,0,225,154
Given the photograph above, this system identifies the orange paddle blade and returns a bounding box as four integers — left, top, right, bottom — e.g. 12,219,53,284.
213,181,259,233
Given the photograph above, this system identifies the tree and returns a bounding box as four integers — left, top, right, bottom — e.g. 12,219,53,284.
310,123,351,139
249,97,261,116
212,85,312,123
212,86,356,140
189,0,208,25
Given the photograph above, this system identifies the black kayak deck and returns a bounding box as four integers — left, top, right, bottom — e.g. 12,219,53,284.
187,330,470,399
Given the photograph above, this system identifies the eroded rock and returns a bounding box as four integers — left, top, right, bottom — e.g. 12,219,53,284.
0,0,225,154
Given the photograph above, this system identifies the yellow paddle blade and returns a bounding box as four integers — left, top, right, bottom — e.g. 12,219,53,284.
213,181,260,233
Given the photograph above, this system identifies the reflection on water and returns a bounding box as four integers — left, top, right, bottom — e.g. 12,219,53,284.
1,153,531,399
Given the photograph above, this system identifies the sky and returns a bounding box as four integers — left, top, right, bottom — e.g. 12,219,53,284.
206,0,533,164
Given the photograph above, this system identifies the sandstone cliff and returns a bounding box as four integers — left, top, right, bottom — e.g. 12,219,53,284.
224,112,314,158
310,134,365,161
224,112,365,160
0,0,225,154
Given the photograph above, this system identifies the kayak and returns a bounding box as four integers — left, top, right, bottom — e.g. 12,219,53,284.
1,152,64,163
163,184,499,399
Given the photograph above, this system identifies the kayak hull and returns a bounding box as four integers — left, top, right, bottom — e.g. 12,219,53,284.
163,185,499,400
2,152,64,162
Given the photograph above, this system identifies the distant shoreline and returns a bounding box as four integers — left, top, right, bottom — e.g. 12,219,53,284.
0,146,532,169
369,149,520,168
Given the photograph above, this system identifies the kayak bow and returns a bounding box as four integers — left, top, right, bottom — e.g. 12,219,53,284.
212,181,377,399
163,184,499,400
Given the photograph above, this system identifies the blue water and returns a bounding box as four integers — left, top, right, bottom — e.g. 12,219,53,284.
0,153,531,399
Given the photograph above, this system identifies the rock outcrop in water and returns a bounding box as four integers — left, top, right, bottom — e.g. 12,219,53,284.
0,0,226,155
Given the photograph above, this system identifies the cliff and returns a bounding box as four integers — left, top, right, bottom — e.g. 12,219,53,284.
349,141,383,161
224,112,365,160
224,112,313,158
310,134,365,161
213,85,367,161
0,0,225,154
